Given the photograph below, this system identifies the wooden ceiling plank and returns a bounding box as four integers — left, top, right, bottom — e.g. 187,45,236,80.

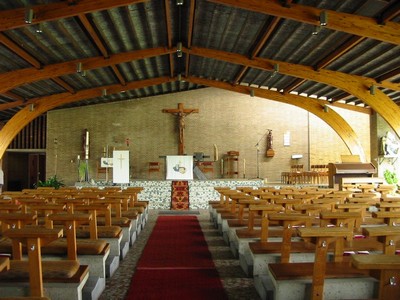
234,16,281,84
376,67,400,83
0,33,41,69
283,78,305,94
78,14,109,58
251,16,281,58
209,0,400,45
0,47,173,94
0,0,148,32
164,0,173,49
378,1,400,24
51,77,75,93
187,0,196,49
315,36,366,71
110,65,126,85
2,92,25,102
184,0,196,78
164,0,174,78
0,100,25,111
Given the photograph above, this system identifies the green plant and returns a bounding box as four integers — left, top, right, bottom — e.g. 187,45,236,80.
35,175,65,189
384,170,398,185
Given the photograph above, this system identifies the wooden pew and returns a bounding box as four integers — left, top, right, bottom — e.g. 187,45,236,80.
0,227,90,300
268,227,375,300
352,254,400,300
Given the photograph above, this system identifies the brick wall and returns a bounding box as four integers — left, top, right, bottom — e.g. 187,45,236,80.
47,87,371,185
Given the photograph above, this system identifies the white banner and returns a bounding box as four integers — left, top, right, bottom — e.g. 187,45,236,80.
166,155,193,180
113,150,129,183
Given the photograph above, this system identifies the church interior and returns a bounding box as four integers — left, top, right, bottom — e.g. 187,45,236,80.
0,0,400,299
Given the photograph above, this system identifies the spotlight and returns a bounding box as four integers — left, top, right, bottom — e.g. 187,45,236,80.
177,74,182,82
25,7,34,24
370,84,376,95
271,63,279,77
323,105,329,113
76,62,82,73
250,89,255,97
176,42,183,58
176,0,184,5
319,11,328,26
312,26,321,35
29,103,35,112
36,23,43,33
177,42,182,56
81,70,87,77
102,89,107,97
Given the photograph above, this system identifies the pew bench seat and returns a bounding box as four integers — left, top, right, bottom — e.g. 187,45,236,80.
266,262,377,300
0,260,89,300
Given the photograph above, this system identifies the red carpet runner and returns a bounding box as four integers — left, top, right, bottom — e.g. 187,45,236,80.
170,181,189,210
125,216,228,300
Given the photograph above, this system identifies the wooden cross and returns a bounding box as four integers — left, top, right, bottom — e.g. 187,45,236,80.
162,103,199,155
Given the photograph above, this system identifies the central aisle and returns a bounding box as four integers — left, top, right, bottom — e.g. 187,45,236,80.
125,216,229,299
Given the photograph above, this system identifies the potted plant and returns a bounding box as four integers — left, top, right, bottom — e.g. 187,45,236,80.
35,175,65,189
384,169,398,184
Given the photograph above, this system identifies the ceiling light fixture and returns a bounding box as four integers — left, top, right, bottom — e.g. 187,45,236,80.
370,84,376,95
250,89,255,97
177,74,182,82
25,7,34,24
271,63,279,77
319,11,328,26
29,103,35,112
102,89,107,97
312,26,321,35
176,0,184,5
323,105,329,113
36,23,43,33
76,62,82,73
81,70,87,77
176,42,183,58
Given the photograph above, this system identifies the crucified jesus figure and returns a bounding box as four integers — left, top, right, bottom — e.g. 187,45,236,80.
162,103,199,155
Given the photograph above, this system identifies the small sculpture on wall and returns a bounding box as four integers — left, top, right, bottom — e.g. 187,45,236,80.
266,129,275,157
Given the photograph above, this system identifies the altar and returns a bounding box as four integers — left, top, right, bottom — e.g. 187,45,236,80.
129,179,263,210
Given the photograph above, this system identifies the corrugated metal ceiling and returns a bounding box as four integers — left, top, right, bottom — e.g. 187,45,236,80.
0,0,398,121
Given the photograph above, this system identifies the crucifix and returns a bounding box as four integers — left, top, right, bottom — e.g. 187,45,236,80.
162,103,199,155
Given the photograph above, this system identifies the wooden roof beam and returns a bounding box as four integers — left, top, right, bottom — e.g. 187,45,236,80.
284,36,366,93
187,46,400,138
0,0,148,32
0,76,174,157
0,33,41,69
209,0,400,45
0,47,174,94
188,75,366,160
